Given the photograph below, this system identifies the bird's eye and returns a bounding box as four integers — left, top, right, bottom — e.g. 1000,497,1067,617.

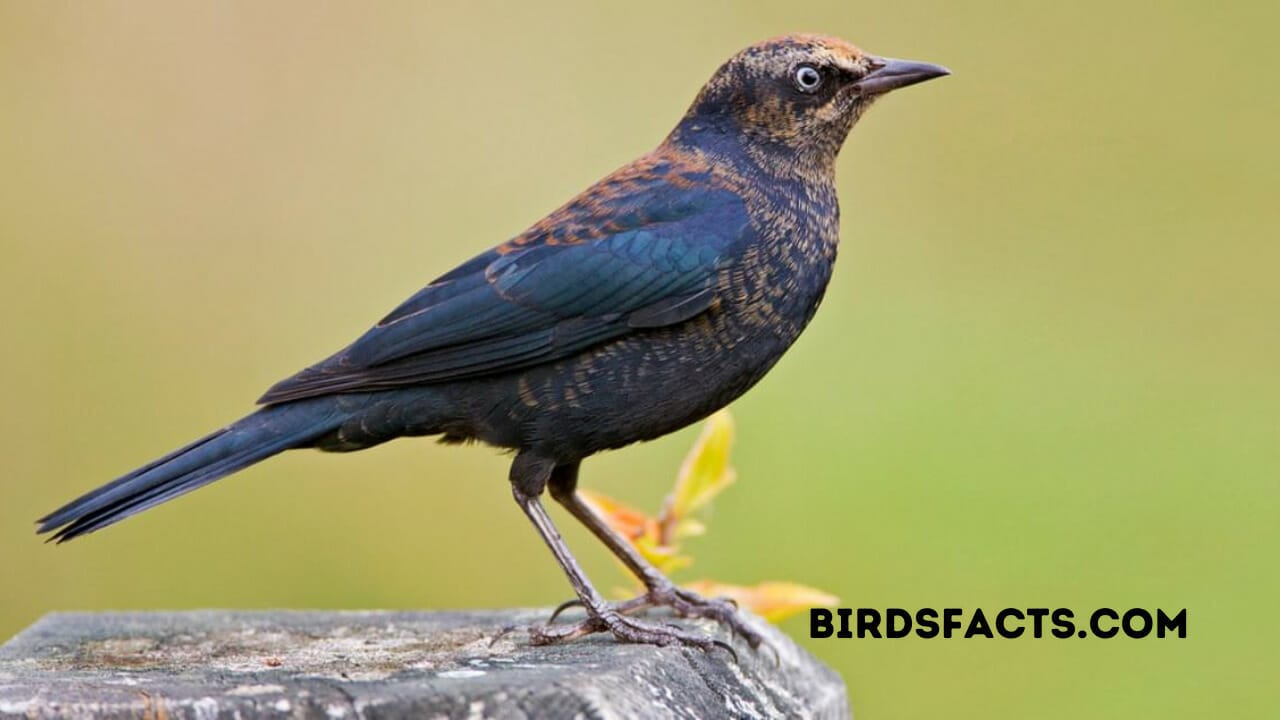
793,65,823,92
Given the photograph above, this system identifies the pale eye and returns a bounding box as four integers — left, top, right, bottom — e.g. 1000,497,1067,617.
793,65,823,92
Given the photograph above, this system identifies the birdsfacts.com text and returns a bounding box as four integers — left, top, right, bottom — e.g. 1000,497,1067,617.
811,607,1187,639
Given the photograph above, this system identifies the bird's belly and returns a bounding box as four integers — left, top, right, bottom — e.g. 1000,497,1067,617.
491,290,822,459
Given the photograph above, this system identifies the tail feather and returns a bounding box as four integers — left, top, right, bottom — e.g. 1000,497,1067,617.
38,400,345,543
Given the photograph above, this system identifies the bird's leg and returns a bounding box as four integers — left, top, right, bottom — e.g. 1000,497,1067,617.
509,453,734,655
546,461,764,649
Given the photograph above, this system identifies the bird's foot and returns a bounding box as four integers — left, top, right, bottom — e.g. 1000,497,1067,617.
528,606,737,660
547,581,765,650
640,581,766,650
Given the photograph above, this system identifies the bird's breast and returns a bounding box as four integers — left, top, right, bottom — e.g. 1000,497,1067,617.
721,178,840,344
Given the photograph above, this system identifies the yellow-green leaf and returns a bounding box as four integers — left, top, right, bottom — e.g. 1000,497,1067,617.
635,535,693,576
672,517,707,539
684,580,839,623
669,410,737,519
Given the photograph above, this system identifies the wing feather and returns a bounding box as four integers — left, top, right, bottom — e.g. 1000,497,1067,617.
258,159,749,405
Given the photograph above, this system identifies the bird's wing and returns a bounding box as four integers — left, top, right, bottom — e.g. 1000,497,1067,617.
258,156,750,404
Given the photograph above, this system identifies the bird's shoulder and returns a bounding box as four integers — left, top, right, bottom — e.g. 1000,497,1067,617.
497,146,751,255
376,146,754,329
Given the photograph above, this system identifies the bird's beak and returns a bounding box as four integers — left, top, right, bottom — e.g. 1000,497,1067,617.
854,56,951,96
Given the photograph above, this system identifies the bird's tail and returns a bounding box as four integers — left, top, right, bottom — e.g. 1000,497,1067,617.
37,398,347,543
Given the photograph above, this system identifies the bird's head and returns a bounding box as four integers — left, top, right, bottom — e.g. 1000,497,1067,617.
671,34,949,175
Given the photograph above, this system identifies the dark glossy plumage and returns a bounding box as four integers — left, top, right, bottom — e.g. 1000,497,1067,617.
259,154,748,404
38,33,947,649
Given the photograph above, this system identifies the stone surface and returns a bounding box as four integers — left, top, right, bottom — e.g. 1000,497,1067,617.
0,609,849,719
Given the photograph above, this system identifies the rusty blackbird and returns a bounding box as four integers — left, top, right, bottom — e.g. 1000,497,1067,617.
39,34,948,650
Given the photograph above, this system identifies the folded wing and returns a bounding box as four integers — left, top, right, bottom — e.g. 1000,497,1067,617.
258,167,749,404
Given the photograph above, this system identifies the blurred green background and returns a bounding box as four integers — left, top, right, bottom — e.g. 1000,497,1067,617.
1,1,1276,717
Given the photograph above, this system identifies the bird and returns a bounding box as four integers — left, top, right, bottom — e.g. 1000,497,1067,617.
38,34,948,651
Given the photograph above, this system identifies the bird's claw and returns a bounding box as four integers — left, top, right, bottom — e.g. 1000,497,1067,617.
488,623,521,647
543,582,766,651
545,597,587,624
544,594,651,624
639,582,765,650
530,608,738,662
